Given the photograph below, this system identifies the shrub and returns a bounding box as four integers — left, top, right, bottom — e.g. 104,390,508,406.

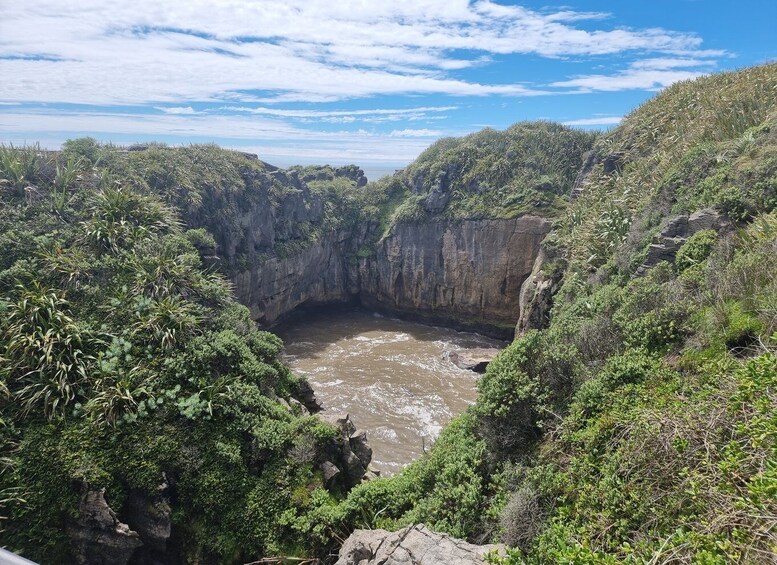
675,229,718,272
500,485,543,551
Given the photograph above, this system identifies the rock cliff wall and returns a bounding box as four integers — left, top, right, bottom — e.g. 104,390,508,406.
233,230,356,325
359,217,551,336
222,215,550,337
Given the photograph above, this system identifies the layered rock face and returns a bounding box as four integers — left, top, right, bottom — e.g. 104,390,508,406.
233,230,356,325
225,215,550,337
360,217,550,335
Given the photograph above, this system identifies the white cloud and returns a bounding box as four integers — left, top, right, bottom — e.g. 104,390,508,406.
563,116,622,126
551,58,714,92
0,107,445,164
156,106,197,114
0,0,718,105
389,129,442,137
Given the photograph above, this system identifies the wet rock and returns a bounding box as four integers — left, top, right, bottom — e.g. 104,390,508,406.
67,487,143,565
446,348,501,373
335,524,505,565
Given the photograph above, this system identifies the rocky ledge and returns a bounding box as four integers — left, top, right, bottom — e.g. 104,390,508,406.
336,524,505,565
445,348,502,373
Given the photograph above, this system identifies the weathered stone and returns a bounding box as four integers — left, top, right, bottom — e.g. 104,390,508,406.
316,413,373,490
335,524,505,565
446,348,501,373
321,461,341,484
67,487,143,565
294,378,322,414
635,208,728,276
289,397,310,415
124,486,171,553
515,248,562,336
343,451,367,488
359,217,551,338
318,412,357,437
349,430,373,468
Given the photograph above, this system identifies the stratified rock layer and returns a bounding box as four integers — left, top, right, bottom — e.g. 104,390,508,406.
360,217,551,336
335,524,505,565
229,216,551,337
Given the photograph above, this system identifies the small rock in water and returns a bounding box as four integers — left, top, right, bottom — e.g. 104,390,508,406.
445,348,501,373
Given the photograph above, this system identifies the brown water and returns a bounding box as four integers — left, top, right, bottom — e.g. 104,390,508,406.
278,308,505,474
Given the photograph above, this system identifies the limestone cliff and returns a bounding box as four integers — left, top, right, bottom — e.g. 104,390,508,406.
233,229,356,325
359,217,551,336
222,215,551,337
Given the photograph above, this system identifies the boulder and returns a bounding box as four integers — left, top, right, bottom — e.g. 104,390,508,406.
349,430,373,467
445,348,502,373
335,524,505,565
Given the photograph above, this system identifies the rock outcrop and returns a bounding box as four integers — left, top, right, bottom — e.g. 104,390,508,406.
67,487,143,565
67,483,173,565
317,412,376,488
234,230,356,325
335,524,505,565
445,348,502,373
635,208,729,276
515,247,562,337
359,217,551,337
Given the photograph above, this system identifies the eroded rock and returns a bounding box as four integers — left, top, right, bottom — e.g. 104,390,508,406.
67,487,143,565
317,413,373,489
635,208,729,276
335,524,505,565
445,348,501,373
515,247,562,336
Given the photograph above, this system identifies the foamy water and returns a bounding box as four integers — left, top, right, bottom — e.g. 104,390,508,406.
277,309,505,474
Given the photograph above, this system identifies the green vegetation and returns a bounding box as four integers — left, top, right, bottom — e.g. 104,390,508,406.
308,63,777,563
402,121,597,220
2,62,776,564
0,147,357,562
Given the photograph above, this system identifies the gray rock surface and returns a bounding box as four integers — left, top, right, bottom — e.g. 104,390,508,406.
515,248,561,336
229,215,549,337
359,217,551,337
335,524,505,565
635,208,728,276
67,487,143,565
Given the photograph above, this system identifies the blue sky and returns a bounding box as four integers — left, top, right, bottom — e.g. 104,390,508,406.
1,0,775,178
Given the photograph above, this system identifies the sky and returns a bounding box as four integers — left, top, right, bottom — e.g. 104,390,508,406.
1,0,775,178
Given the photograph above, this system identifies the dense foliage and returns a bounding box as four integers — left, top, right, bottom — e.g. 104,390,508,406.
401,121,597,220
2,62,776,564
314,63,777,563
0,147,349,562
